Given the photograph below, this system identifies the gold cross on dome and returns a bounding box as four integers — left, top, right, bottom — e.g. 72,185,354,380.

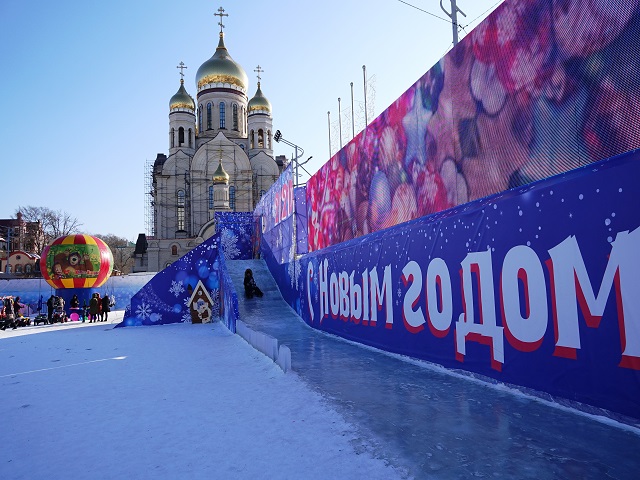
254,65,264,83
214,6,228,34
176,61,187,80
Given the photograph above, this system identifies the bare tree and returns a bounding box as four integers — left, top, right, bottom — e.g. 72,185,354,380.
95,234,135,274
14,206,83,254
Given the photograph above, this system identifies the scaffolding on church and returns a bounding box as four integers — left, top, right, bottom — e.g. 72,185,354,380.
144,159,154,237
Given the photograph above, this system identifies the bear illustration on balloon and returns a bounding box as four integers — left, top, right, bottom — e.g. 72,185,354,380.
52,250,97,278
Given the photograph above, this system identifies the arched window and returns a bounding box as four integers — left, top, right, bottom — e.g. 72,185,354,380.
171,128,175,148
250,130,254,149
232,104,238,130
267,130,272,149
15,264,23,274
178,127,185,146
198,105,202,132
258,129,264,148
206,103,212,130
171,245,178,256
229,185,236,211
188,128,192,147
177,189,185,231
25,264,32,273
208,185,214,209
219,102,226,129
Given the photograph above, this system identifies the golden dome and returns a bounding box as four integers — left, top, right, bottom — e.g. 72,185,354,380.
248,82,272,113
196,33,248,92
169,79,195,111
212,159,229,185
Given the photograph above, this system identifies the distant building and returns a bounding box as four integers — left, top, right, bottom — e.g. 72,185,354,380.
0,212,43,275
133,8,282,272
2,251,40,276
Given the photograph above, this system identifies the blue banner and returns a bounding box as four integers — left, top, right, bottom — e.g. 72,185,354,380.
118,233,238,332
254,165,294,264
274,150,640,421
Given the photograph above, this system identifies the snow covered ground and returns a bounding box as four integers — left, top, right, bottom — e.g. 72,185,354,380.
3,271,640,479
0,313,404,479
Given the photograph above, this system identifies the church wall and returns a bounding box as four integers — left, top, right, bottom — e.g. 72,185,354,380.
156,151,191,238
190,175,212,233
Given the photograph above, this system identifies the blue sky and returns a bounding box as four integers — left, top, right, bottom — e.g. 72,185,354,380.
0,0,500,242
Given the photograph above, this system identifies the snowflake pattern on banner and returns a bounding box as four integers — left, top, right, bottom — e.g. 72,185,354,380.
135,302,152,320
287,245,303,290
169,280,185,297
215,212,254,260
210,288,221,319
221,229,241,260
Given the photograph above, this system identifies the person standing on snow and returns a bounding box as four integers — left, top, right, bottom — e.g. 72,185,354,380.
101,294,111,322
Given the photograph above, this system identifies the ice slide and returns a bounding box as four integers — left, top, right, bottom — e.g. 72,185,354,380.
225,259,640,479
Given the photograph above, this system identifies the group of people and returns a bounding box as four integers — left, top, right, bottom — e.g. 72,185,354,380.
1,292,116,330
0,295,28,330
87,293,112,322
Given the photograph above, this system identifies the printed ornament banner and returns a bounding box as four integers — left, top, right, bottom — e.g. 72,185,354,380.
307,0,640,251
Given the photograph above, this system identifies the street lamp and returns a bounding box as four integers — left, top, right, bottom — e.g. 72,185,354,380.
273,130,304,187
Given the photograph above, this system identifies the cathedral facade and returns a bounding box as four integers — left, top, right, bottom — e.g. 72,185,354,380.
135,12,283,272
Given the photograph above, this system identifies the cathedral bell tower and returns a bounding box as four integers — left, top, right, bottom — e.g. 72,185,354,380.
169,61,196,156
247,65,273,158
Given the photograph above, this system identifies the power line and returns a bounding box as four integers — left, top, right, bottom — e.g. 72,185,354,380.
459,1,503,31
395,0,451,23
396,0,504,33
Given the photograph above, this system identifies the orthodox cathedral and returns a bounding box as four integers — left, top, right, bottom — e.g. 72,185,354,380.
134,7,284,272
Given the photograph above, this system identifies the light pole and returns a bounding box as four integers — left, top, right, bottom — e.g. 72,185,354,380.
273,130,304,188
440,0,467,46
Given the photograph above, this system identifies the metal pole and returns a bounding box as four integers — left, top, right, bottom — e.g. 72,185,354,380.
338,98,342,149
363,65,368,126
327,111,332,158
350,82,355,139
451,0,459,45
295,145,299,187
